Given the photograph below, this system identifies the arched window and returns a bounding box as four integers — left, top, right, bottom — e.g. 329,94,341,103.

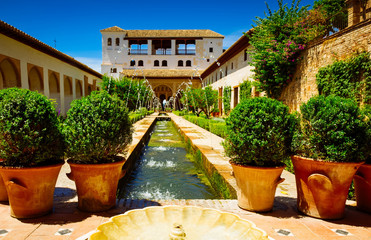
178,60,183,67
154,60,159,67
107,38,112,46
130,60,135,66
115,38,120,46
138,60,144,67
186,60,191,67
162,60,167,67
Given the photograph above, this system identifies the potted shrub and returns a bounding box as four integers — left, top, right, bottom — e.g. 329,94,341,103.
292,95,368,219
0,88,64,218
63,91,133,212
354,105,371,213
223,97,296,212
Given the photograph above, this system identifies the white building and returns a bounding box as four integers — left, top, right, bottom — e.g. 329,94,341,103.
0,20,102,115
201,31,259,114
100,26,224,103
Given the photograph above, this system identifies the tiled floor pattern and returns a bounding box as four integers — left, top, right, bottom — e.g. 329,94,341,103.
0,199,370,239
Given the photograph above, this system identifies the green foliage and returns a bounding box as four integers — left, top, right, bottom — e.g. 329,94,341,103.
292,95,369,162
129,107,151,123
239,80,253,102
223,97,297,167
249,0,328,98
313,0,347,33
316,51,371,106
63,91,133,164
223,86,231,115
0,88,64,167
183,115,227,138
101,75,153,111
181,86,218,118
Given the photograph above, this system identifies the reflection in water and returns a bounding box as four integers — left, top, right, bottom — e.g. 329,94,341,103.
118,120,217,200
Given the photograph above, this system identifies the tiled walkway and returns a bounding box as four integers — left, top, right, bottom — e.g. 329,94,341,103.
0,114,370,239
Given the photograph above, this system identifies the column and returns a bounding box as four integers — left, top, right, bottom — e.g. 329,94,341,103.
72,78,76,100
148,40,152,55
60,75,65,115
171,39,176,55
20,60,28,89
43,68,50,98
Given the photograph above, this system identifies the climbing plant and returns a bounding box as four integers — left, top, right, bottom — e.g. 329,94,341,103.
223,86,231,115
249,0,339,99
239,80,252,102
316,51,371,106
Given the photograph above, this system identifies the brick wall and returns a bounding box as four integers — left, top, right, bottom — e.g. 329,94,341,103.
280,19,371,112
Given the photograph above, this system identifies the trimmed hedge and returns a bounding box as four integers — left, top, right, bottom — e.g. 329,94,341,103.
292,95,369,162
63,91,133,164
223,97,297,167
0,88,64,167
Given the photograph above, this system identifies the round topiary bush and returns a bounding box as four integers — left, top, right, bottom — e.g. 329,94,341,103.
292,95,369,162
63,91,133,164
223,97,297,167
0,88,64,167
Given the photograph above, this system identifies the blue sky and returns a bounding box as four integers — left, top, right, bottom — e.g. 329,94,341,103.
1,0,314,72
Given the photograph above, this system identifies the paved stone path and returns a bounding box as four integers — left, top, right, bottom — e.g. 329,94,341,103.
0,113,370,239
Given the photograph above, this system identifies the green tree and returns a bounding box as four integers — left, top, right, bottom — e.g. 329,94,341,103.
223,86,231,115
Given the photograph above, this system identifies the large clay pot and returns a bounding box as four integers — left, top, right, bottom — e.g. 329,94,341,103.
0,162,63,218
230,162,285,212
291,155,363,219
354,164,371,213
0,175,8,202
67,158,126,212
0,159,8,202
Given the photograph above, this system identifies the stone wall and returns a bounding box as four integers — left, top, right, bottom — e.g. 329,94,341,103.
280,19,371,112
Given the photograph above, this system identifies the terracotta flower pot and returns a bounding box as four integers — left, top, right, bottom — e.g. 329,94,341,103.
291,155,363,219
67,158,126,212
0,159,8,202
0,174,8,202
354,164,371,213
230,162,285,212
0,162,63,218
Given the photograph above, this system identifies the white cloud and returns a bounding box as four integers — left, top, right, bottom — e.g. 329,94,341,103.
223,29,247,49
74,57,102,73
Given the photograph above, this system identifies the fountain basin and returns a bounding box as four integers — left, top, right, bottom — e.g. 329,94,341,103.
89,205,268,240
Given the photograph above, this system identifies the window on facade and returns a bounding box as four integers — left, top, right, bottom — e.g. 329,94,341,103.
110,68,117,73
176,40,196,55
138,60,144,67
207,59,210,62
225,66,228,76
154,60,159,67
130,60,135,66
153,40,171,55
107,38,112,46
129,40,148,55
244,49,248,61
209,47,213,53
231,62,234,70
220,71,223,79
178,60,184,67
115,38,120,46
186,60,191,67
162,60,167,67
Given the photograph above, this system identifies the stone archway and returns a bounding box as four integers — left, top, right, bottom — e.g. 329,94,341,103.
28,66,44,93
0,58,20,88
154,84,173,110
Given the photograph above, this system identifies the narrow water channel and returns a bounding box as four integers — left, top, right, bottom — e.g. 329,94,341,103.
118,119,218,200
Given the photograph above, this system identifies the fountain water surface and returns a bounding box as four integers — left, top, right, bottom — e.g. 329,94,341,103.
118,119,218,200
